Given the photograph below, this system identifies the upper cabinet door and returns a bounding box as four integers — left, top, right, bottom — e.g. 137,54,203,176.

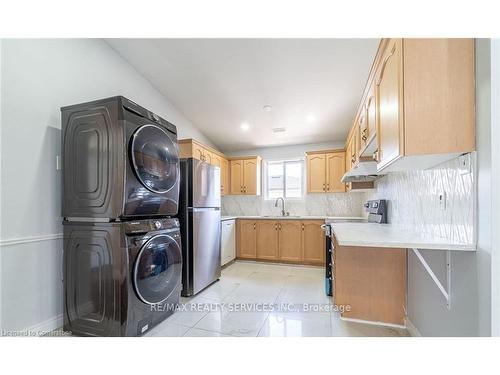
326,152,346,193
230,160,244,194
192,143,205,161
204,150,214,165
243,159,259,195
376,38,404,170
306,153,326,193
365,82,377,148
220,158,229,196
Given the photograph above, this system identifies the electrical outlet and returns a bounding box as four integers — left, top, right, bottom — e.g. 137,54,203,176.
458,153,472,175
438,191,447,211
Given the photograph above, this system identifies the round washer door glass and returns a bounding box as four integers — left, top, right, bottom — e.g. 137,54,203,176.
134,234,182,305
131,124,179,193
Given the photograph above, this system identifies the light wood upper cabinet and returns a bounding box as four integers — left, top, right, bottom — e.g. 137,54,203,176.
326,152,346,193
278,220,302,262
243,159,259,195
230,160,244,195
302,220,325,264
178,138,230,195
376,38,404,170
237,220,257,259
256,221,279,260
364,82,377,151
306,150,345,193
306,153,327,193
229,157,261,195
347,38,475,172
220,158,229,196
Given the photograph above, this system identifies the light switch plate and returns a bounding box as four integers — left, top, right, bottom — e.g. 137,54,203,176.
438,191,447,211
458,153,472,175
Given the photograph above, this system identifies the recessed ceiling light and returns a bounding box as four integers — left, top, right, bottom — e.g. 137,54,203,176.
240,122,250,131
306,114,316,123
263,105,272,112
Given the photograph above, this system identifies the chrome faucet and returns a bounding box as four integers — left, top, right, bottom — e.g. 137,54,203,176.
274,197,286,216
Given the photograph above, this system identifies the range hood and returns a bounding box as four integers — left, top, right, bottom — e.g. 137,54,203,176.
341,160,384,183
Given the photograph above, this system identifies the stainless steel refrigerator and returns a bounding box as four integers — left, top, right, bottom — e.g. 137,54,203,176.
177,158,221,296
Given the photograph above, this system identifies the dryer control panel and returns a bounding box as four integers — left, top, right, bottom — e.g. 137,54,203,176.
124,218,180,234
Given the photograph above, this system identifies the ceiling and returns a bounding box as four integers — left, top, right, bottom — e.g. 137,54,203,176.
106,39,380,152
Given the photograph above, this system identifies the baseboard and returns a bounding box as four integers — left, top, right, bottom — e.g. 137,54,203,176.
24,314,64,336
404,317,422,337
340,316,406,330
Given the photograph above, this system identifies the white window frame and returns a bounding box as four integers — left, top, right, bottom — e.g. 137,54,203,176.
262,158,306,201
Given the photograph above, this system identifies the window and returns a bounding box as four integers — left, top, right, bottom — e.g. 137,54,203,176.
264,159,304,200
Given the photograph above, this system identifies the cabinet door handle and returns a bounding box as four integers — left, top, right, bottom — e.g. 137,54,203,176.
326,183,330,191
322,183,326,191
301,224,304,231
253,223,256,230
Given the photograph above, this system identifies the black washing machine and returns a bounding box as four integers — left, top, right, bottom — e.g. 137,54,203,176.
61,96,180,220
63,218,182,337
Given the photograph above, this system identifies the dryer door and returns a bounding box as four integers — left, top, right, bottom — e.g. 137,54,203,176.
130,124,179,194
133,234,182,305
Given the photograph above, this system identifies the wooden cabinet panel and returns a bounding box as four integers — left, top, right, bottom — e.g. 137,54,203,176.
306,153,326,193
204,150,214,165
229,157,261,195
256,221,279,260
326,152,345,193
237,220,256,259
278,220,302,262
365,83,377,149
302,220,325,265
230,160,244,195
220,158,229,196
335,243,406,326
243,159,259,195
402,38,475,156
192,142,205,161
376,38,404,170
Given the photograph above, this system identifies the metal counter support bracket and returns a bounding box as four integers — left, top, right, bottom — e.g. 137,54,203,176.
411,248,451,310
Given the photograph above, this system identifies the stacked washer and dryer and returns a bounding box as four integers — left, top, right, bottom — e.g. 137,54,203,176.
61,96,182,336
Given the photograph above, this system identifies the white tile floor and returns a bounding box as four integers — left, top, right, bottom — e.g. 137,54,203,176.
146,261,409,337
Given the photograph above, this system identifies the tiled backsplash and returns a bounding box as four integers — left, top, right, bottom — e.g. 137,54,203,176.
222,193,365,217
366,154,475,244
222,154,475,245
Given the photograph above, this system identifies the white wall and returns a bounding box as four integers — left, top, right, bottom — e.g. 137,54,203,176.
491,39,500,336
223,141,345,160
0,39,212,332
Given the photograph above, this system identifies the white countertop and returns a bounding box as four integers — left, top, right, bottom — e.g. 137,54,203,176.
220,215,366,221
330,222,476,251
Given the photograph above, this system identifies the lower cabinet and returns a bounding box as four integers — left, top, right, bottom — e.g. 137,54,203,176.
236,219,325,265
256,221,279,260
221,219,236,266
279,221,303,262
302,220,326,264
237,220,257,259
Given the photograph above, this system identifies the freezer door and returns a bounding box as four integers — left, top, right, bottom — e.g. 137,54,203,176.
190,207,221,295
191,158,221,208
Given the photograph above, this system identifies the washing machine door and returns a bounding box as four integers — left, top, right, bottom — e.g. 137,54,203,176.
133,234,182,305
130,124,179,194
